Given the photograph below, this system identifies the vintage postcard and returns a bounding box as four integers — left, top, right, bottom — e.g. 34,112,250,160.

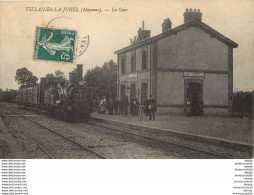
0,0,253,194
0,0,253,159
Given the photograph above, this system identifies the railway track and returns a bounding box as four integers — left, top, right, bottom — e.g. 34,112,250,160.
0,105,108,159
0,109,54,159
1,103,249,159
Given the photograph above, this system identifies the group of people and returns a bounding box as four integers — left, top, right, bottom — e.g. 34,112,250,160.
98,95,157,120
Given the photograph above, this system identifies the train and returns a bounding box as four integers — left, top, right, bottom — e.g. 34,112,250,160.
15,64,94,122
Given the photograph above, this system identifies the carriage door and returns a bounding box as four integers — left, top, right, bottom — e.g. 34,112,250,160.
187,83,203,116
141,83,147,105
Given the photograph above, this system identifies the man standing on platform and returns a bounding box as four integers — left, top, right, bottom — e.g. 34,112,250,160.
148,95,157,120
144,97,149,116
113,97,119,115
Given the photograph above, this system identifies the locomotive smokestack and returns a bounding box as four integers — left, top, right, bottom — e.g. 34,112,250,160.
76,64,83,84
69,71,77,85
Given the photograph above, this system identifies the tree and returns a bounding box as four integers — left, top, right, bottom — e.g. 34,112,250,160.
232,91,253,118
130,35,138,45
45,70,67,89
54,70,66,86
0,88,16,102
15,67,38,89
83,60,117,99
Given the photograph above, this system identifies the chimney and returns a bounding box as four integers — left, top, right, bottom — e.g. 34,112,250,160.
162,18,172,33
76,64,83,84
137,21,151,42
183,8,202,23
137,28,151,41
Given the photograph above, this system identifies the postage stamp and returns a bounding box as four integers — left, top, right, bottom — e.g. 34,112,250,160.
34,26,77,63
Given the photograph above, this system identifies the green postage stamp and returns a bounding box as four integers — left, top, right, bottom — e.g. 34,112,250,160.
34,26,76,63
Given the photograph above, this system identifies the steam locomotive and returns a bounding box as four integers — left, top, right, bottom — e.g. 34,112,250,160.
16,64,93,122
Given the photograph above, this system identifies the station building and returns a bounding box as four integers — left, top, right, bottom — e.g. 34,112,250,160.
115,9,238,116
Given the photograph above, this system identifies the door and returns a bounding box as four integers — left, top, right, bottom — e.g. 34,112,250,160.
187,83,203,116
141,83,147,105
130,84,136,99
130,84,136,114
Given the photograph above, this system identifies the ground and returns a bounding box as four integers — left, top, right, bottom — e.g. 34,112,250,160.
92,112,253,145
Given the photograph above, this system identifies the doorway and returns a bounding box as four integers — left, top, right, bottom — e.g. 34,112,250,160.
186,82,203,116
130,84,136,99
141,83,147,105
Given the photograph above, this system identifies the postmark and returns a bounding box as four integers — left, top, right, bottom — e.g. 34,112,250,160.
34,26,77,63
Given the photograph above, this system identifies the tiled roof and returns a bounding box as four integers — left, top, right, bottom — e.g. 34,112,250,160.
115,20,238,54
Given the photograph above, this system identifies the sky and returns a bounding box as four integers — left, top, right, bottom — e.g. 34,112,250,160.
0,0,253,91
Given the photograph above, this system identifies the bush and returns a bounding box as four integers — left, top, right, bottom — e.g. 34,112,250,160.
232,91,253,118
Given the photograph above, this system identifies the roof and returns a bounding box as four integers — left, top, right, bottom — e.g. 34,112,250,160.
114,20,238,54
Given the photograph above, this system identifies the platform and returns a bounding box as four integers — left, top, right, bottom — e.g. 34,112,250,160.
91,112,253,146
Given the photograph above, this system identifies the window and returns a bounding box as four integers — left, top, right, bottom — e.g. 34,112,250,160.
142,49,147,70
131,53,136,72
121,58,126,74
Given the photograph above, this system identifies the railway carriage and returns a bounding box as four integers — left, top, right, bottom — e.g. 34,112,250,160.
16,85,40,106
15,90,23,103
32,85,40,105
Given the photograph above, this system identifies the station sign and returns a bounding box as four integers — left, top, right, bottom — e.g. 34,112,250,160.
129,73,138,78
183,72,205,78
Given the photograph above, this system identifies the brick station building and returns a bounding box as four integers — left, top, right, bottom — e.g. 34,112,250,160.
115,8,238,116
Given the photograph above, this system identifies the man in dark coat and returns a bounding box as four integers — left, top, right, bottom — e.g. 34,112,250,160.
133,98,138,116
148,95,157,120
113,97,119,115
144,98,149,116
108,97,113,115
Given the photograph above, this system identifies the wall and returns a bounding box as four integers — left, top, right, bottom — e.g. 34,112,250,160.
118,44,151,101
118,71,150,102
203,73,228,105
136,48,142,71
156,72,228,106
157,26,228,71
119,45,151,75
157,72,184,105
